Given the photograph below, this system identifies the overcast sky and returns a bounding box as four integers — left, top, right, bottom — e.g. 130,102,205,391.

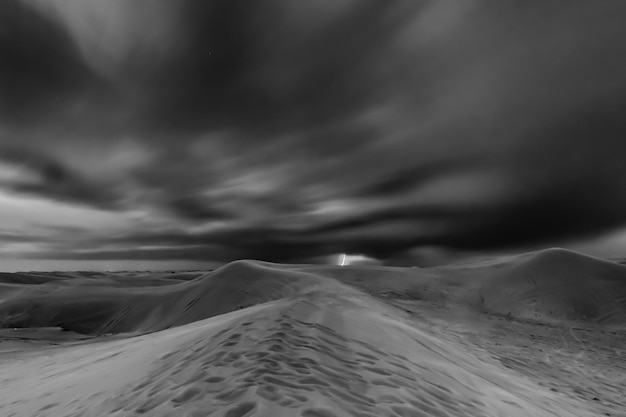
1,0,626,271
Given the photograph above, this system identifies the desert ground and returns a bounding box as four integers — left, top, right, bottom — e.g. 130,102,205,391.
0,248,625,416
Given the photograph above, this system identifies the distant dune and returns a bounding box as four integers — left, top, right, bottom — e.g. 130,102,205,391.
2,249,626,331
2,249,626,335
1,250,625,416
0,261,333,334
435,248,626,325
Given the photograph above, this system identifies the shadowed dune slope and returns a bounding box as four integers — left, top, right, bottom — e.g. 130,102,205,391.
444,248,626,325
0,261,339,335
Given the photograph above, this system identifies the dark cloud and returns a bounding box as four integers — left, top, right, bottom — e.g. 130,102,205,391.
1,0,626,265
0,147,123,209
0,1,115,131
125,1,420,135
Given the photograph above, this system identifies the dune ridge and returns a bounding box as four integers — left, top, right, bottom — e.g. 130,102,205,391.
0,284,591,417
0,260,336,335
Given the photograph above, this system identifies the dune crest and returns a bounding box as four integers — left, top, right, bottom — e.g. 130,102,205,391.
462,248,626,324
0,260,334,335
0,286,590,417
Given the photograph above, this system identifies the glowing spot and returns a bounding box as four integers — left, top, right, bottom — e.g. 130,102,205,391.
336,253,380,266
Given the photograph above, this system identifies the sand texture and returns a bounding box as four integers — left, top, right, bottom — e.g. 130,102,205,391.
1,248,625,416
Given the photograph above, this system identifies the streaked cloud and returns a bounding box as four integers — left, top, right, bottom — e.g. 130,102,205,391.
1,1,626,267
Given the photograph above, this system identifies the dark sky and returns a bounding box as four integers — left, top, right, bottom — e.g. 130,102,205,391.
1,0,626,270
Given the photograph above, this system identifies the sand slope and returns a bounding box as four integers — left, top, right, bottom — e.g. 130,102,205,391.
0,261,338,334
0,287,592,417
436,248,626,325
1,250,625,416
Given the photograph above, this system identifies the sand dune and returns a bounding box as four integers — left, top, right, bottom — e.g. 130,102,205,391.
0,261,337,334
436,248,626,325
1,250,625,416
0,286,591,416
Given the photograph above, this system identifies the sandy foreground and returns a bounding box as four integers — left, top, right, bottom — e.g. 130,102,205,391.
0,248,625,416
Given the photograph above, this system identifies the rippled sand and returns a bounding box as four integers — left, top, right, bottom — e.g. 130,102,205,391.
1,249,625,416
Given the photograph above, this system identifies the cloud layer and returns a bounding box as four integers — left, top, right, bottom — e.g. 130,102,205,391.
1,0,626,265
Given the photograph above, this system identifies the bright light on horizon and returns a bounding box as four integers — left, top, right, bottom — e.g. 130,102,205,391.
336,253,380,266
